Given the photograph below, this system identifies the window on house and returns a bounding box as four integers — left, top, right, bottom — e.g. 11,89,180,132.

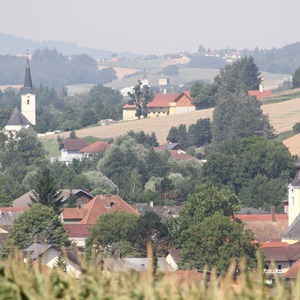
292,197,295,206
278,264,282,272
264,264,269,270
27,99,30,105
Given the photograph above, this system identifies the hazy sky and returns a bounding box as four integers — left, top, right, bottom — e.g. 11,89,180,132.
1,0,299,55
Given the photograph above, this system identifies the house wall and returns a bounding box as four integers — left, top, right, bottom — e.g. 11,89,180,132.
288,184,300,226
60,149,83,163
264,260,293,274
166,254,178,271
123,108,136,120
175,94,195,114
4,124,29,132
69,237,86,248
40,249,61,268
148,107,169,117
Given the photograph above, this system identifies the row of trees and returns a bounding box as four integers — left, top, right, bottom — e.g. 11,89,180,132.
0,49,117,88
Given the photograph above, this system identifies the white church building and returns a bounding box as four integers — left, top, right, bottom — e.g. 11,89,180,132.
5,57,36,133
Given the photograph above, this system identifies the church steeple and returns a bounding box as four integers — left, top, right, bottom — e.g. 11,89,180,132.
23,56,33,93
21,54,36,125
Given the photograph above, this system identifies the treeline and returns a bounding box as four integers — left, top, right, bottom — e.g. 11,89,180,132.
0,84,123,132
0,48,117,88
189,42,300,74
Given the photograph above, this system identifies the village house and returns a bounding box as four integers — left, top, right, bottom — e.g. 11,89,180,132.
79,141,111,158
23,243,81,278
59,138,89,163
62,194,140,225
122,92,195,121
12,189,93,209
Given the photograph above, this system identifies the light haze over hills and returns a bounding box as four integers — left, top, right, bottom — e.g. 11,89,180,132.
1,0,299,55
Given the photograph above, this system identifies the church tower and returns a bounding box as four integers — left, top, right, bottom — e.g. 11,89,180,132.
21,56,36,125
287,159,300,226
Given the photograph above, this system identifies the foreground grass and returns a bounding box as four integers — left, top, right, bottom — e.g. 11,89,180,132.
0,253,299,300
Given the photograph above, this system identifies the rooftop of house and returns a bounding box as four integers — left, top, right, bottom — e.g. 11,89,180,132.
236,214,288,242
123,92,192,109
264,242,300,262
261,241,288,248
12,189,93,208
62,194,139,225
248,90,273,100
64,224,91,238
131,203,181,219
168,248,180,262
154,143,183,151
60,138,89,152
168,150,195,161
282,214,300,240
284,259,300,279
79,141,111,153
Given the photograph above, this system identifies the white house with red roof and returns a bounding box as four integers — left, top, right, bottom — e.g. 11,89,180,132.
79,141,111,158
122,92,195,120
59,138,89,163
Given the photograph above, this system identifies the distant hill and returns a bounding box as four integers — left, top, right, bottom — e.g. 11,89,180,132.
0,32,141,59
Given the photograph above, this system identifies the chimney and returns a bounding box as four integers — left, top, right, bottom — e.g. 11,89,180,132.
259,84,264,93
150,201,154,208
271,206,276,222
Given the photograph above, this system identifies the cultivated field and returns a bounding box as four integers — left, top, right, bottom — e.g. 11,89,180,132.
43,96,300,155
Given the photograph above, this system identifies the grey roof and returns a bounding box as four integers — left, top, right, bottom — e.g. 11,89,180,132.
6,108,31,126
131,203,182,219
22,58,33,93
282,214,300,240
0,211,23,226
102,257,172,272
13,189,93,208
24,243,53,260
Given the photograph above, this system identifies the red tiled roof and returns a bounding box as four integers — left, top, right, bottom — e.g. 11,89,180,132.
79,141,111,153
61,139,89,151
64,224,91,238
169,150,195,161
261,242,288,248
284,259,300,279
236,214,288,242
236,214,288,221
0,206,28,213
248,90,273,100
123,92,192,109
63,208,87,220
80,195,140,225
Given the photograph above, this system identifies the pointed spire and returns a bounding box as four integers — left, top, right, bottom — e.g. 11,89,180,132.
23,54,33,92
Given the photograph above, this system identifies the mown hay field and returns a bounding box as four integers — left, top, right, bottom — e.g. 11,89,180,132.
42,97,300,155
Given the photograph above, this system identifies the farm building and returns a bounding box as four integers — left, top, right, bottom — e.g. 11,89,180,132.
122,92,195,121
